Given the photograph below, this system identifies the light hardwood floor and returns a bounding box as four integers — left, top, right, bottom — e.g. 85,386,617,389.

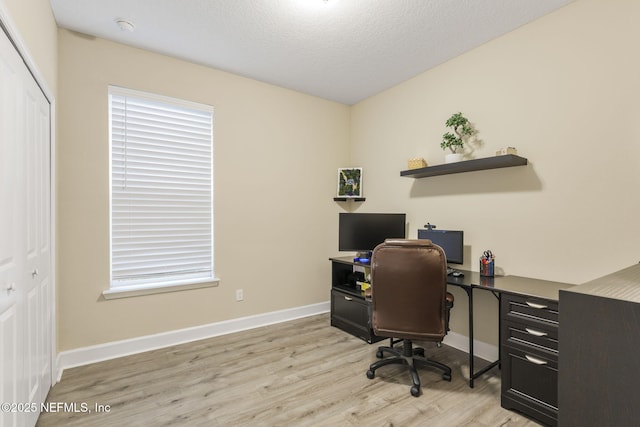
37,314,540,426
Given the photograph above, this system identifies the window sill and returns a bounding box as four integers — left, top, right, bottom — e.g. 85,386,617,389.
102,278,220,300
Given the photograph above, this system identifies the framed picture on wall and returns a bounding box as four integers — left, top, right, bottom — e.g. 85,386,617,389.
337,168,362,198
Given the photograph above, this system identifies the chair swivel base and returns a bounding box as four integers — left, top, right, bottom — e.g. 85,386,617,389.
366,340,451,397
376,338,434,359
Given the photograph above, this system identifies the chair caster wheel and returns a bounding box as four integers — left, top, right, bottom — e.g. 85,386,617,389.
410,385,420,397
442,373,452,381
376,350,384,358
366,370,375,379
413,348,425,357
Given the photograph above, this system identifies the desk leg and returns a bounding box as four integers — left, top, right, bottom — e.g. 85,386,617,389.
448,282,501,388
463,286,500,388
466,287,475,388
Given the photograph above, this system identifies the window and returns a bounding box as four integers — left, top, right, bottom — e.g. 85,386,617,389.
107,86,215,297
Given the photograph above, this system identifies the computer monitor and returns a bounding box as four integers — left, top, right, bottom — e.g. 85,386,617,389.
417,229,464,265
338,213,406,254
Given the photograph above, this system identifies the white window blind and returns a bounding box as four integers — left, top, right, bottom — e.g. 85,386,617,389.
109,86,214,290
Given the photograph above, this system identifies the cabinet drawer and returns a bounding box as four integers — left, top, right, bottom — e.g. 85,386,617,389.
502,344,558,418
502,293,558,324
331,289,369,327
330,289,385,343
503,319,558,353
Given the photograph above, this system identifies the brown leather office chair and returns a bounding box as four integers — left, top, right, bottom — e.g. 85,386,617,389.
365,239,454,397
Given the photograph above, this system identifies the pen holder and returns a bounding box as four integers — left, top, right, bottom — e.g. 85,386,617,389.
480,256,495,277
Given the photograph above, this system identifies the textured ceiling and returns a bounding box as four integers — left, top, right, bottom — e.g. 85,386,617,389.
50,0,574,105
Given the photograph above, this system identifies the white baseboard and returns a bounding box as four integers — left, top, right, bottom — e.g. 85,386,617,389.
55,300,499,382
442,331,499,362
56,301,330,380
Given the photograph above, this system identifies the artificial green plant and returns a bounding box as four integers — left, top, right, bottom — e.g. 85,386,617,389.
440,112,475,153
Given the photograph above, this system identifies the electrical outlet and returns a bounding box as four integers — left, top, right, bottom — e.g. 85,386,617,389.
235,289,244,301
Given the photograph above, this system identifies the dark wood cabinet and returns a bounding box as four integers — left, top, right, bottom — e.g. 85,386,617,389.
501,293,559,426
558,264,640,426
329,257,384,344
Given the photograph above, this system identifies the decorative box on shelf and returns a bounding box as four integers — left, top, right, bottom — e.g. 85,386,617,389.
407,158,427,169
496,147,518,156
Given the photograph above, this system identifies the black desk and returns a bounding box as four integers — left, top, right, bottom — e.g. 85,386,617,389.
446,270,573,388
328,256,573,394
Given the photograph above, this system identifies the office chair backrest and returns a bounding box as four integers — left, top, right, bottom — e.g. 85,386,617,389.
371,239,448,341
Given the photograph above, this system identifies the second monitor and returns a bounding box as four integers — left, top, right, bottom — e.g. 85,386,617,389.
417,228,464,267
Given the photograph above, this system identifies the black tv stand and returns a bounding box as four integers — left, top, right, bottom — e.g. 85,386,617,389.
329,256,384,344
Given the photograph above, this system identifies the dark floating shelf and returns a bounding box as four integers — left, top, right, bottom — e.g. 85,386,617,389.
400,154,528,179
333,197,366,202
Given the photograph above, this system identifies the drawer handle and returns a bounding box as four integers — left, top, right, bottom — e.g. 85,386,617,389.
525,301,547,309
524,354,548,365
525,328,548,337
344,296,353,301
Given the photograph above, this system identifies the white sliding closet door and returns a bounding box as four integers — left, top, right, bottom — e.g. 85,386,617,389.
0,25,23,427
22,43,52,419
0,25,53,427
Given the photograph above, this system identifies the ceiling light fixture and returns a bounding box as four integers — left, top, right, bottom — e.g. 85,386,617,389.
115,18,135,32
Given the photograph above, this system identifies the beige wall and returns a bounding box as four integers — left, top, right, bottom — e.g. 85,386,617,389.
350,0,640,344
1,0,57,95
11,0,639,353
57,30,350,351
